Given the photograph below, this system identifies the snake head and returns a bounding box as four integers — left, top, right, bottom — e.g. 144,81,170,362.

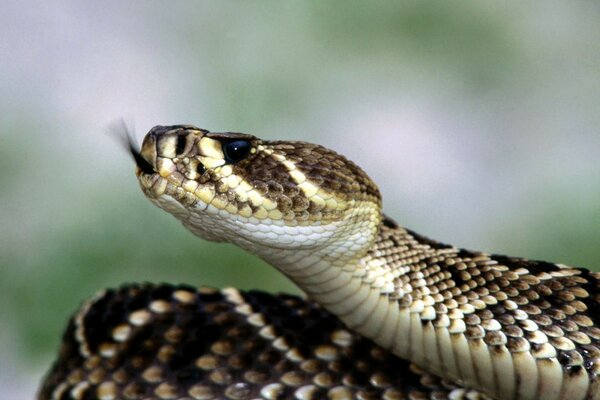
135,125,381,255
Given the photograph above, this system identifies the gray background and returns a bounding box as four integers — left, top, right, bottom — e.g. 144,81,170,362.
1,2,599,398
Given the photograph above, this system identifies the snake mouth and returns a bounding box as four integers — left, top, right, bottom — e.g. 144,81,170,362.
131,131,157,175
115,121,157,176
132,147,155,175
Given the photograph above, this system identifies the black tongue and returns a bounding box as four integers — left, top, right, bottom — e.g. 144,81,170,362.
130,142,155,174
110,120,155,174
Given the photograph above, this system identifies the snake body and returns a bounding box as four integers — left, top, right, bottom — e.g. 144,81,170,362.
40,284,486,400
40,125,600,400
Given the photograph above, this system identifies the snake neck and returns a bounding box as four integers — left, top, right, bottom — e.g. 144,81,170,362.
248,214,450,340
247,214,472,386
255,213,448,295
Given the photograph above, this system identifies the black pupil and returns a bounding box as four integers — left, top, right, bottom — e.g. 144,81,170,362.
223,140,251,163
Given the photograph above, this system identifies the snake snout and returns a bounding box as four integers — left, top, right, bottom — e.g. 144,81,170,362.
137,131,157,173
124,132,155,175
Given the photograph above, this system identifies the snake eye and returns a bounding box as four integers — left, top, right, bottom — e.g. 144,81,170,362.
223,140,251,164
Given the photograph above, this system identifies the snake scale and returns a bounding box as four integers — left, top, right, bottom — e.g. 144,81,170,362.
40,125,600,400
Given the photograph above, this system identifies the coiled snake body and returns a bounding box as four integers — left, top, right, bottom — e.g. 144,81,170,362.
41,125,600,400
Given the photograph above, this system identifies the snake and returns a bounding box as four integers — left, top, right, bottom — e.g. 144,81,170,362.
40,124,600,400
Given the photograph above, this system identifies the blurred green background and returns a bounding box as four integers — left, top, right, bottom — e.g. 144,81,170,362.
1,1,599,397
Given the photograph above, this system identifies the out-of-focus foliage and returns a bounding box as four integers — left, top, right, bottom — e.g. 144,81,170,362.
1,2,599,398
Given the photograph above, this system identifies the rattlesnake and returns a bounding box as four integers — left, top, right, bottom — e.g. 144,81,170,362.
40,125,600,400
